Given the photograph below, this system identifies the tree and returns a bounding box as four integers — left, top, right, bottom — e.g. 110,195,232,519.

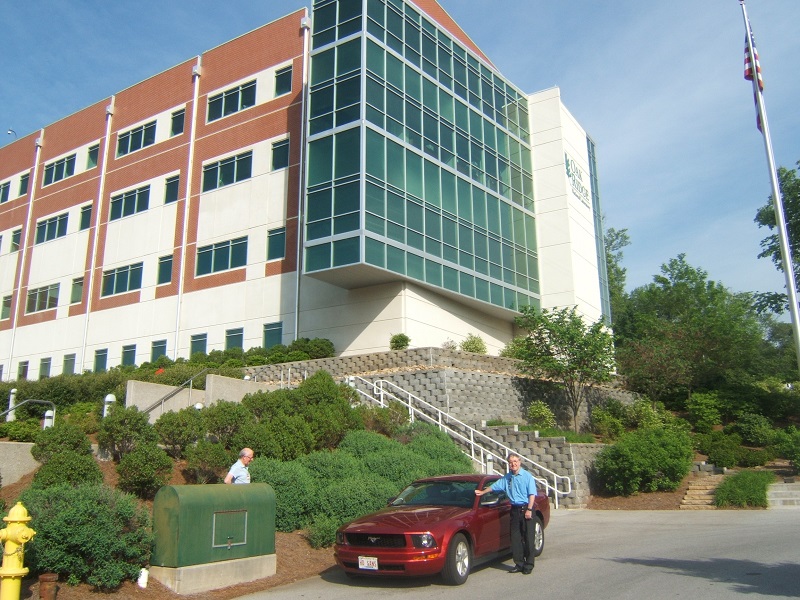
754,160,800,312
603,225,631,324
511,306,615,431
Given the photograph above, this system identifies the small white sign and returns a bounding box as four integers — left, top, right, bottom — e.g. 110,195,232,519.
358,556,379,570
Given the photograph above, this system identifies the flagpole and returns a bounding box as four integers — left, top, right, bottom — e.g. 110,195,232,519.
740,0,800,375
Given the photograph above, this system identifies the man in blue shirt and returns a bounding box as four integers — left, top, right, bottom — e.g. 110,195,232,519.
475,452,538,574
224,448,254,484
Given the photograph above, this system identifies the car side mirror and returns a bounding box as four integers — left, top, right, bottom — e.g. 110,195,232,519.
480,493,503,507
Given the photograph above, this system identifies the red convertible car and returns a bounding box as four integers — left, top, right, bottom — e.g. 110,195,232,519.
334,473,550,585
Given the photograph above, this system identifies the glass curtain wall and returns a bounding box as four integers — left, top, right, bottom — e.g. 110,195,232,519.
306,0,539,311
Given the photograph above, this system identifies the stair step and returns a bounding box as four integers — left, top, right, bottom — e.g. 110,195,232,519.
679,504,716,510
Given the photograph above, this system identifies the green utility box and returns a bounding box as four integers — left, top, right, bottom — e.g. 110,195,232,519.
151,483,276,568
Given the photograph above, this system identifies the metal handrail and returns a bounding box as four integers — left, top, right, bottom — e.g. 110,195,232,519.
143,368,209,415
345,376,572,508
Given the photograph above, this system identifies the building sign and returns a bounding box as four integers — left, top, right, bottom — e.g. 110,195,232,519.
564,152,590,208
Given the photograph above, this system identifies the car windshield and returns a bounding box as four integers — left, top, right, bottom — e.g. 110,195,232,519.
390,480,479,508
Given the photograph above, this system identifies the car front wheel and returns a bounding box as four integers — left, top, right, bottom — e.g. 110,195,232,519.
442,532,471,585
531,515,545,557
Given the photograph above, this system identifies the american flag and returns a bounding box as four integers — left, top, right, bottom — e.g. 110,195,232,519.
744,31,763,91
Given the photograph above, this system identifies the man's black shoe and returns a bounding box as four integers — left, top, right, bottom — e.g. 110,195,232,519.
508,565,524,573
522,568,533,575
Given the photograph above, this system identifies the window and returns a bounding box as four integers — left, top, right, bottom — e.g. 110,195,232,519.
0,182,9,204
267,227,286,260
87,144,99,169
117,121,156,156
63,354,76,375
202,151,252,192
226,328,244,350
1,295,11,319
263,322,282,349
190,333,207,356
121,344,136,366
70,277,84,304
26,283,59,313
35,213,68,244
208,80,256,122
17,361,28,381
171,109,185,136
110,186,150,220
275,66,292,96
151,340,167,362
157,255,173,285
43,154,76,185
80,205,92,230
271,139,290,170
101,263,143,296
39,357,51,379
164,175,180,204
18,174,29,197
94,349,108,373
196,237,247,275
10,229,20,252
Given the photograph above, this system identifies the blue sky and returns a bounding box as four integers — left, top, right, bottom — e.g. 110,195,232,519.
2,0,798,297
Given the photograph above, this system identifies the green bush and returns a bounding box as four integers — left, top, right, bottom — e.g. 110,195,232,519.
5,419,41,442
294,372,362,450
298,451,366,483
714,470,775,508
590,406,625,441
459,333,487,354
185,440,232,484
20,483,152,589
63,401,101,434
729,413,776,447
355,401,409,437
405,426,471,470
338,430,403,458
696,431,744,469
116,443,173,499
260,414,315,461
737,448,774,468
526,401,557,430
362,448,433,488
529,427,597,443
31,451,103,489
154,407,205,458
249,459,317,532
307,514,342,549
97,404,157,461
318,474,398,525
687,392,722,434
31,422,91,464
202,401,255,450
389,333,410,350
594,427,694,496
771,426,800,466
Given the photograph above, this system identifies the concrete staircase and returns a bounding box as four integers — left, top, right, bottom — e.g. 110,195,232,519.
767,481,800,509
679,474,726,510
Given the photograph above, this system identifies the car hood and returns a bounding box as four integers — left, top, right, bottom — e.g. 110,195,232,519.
342,506,472,533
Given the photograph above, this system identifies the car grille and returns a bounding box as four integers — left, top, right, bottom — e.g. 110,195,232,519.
343,561,405,572
345,533,406,548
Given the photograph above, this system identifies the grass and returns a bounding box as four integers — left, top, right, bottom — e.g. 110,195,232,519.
714,470,777,508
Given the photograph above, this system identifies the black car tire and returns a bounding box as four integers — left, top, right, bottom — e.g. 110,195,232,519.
531,515,545,557
441,532,471,585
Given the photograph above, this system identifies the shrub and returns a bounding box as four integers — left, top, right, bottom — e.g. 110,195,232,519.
687,392,722,434
590,406,625,441
526,401,557,430
154,407,205,458
441,338,458,351
185,440,232,484
260,414,315,461
405,426,471,470
594,427,694,496
202,401,255,450
31,422,91,464
306,514,341,549
738,448,773,468
63,401,101,434
20,483,152,589
294,372,363,450
318,474,398,524
31,451,103,489
362,448,433,488
96,404,157,461
298,451,366,483
389,333,410,350
355,401,409,437
697,431,744,469
770,426,800,466
729,413,776,447
338,430,403,458
5,419,41,442
116,443,173,499
459,333,487,354
249,459,317,532
714,470,775,508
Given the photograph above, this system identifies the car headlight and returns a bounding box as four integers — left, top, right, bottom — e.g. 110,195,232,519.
336,531,346,545
411,533,437,549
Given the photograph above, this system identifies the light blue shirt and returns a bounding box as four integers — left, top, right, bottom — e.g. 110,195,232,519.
490,468,537,505
227,460,250,484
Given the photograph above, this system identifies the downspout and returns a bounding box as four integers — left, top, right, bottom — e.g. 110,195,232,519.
7,132,44,377
80,99,115,371
293,12,312,342
172,57,202,359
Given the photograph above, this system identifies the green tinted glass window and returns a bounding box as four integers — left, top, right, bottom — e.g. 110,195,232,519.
367,40,384,77
424,161,440,207
311,49,335,86
308,136,333,186
386,245,405,274
405,151,423,198
365,237,385,267
337,39,361,76
334,128,360,179
365,182,385,216
306,243,331,271
333,236,359,266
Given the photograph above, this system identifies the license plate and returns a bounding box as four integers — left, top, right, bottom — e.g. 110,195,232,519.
358,556,379,570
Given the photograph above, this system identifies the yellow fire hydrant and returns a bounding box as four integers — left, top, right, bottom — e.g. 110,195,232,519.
0,502,36,600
